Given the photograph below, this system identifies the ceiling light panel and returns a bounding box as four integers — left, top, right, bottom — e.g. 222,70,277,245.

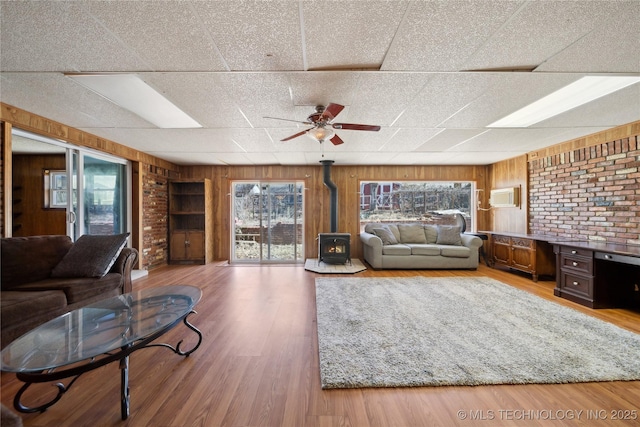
67,74,201,128
538,83,640,128
488,76,640,128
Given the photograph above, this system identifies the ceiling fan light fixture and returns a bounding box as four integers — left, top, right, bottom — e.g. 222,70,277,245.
308,126,335,142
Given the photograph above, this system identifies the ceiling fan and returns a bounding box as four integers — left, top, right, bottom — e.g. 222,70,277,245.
264,103,381,145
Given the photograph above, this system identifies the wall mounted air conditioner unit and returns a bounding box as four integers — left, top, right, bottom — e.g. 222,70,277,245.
490,187,520,208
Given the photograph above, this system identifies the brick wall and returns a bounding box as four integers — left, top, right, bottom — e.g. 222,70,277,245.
529,135,640,245
142,164,169,269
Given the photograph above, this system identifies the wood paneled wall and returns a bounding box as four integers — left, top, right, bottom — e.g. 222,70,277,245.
487,155,529,233
180,164,490,260
12,154,67,236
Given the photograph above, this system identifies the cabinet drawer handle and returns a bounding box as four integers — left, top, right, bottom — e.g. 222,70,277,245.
572,281,579,286
572,261,578,267
571,250,577,254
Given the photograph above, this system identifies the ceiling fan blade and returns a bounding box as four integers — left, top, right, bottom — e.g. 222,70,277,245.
264,116,312,125
332,123,381,131
320,103,345,121
330,134,344,145
281,128,313,141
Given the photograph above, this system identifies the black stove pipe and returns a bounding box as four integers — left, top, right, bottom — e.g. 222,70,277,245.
320,160,337,232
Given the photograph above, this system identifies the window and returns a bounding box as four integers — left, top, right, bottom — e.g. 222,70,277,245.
360,181,474,231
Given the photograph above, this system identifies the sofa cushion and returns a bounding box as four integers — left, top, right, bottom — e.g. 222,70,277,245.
11,273,123,304
382,244,412,255
52,233,130,278
423,225,438,244
409,244,441,256
398,224,427,244
372,227,398,245
1,235,73,290
436,225,463,246
1,290,67,334
440,245,471,258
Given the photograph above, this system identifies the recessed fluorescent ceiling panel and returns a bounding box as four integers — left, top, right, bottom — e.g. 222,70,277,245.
488,76,640,128
66,74,201,128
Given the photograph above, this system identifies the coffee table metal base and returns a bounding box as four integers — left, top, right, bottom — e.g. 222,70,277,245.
12,310,202,420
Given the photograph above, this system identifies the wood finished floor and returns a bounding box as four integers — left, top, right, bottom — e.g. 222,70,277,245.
2,262,639,427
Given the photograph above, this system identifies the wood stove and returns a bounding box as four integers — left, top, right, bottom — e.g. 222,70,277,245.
318,233,351,265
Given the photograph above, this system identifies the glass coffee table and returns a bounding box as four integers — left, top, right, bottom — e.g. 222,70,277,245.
1,285,202,420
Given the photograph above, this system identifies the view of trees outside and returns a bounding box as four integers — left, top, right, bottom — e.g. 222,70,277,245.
232,182,304,262
360,181,474,230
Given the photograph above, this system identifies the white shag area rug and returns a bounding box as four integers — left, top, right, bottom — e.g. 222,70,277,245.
315,276,640,389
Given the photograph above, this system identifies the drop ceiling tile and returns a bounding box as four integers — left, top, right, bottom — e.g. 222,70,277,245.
226,128,278,152
379,128,442,152
385,152,459,165
241,152,281,165
443,151,517,165
274,152,308,165
83,2,228,72
194,1,303,71
535,2,640,73
149,152,227,165
287,72,362,108
302,1,408,70
393,73,504,128
415,129,485,152
381,1,521,71
356,152,402,165
216,73,298,127
0,1,148,72
344,72,433,126
462,1,622,72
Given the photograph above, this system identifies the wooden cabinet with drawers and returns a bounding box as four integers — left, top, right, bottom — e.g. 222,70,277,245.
553,243,640,309
489,233,556,282
554,245,595,306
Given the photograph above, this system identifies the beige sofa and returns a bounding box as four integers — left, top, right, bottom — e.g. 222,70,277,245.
360,222,482,270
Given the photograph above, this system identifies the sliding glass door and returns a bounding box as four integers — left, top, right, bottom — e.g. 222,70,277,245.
81,154,127,235
231,181,304,263
12,128,129,241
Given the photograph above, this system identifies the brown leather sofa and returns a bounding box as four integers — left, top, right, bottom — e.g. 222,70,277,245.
1,235,138,349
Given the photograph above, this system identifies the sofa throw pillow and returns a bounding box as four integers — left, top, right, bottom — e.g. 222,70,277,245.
397,224,427,244
436,225,462,246
51,233,130,278
423,225,438,244
372,227,398,245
